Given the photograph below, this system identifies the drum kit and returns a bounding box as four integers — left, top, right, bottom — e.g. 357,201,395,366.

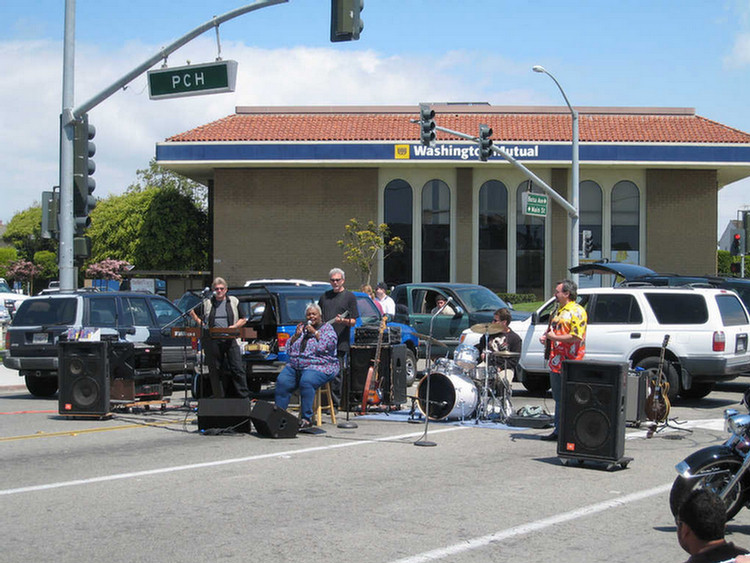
416,322,518,424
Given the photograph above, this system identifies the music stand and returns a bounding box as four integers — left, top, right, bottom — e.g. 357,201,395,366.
338,352,358,429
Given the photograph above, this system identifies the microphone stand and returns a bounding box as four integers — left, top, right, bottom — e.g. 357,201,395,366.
415,297,452,447
332,311,357,429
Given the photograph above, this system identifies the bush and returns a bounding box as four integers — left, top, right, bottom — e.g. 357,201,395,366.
498,292,538,304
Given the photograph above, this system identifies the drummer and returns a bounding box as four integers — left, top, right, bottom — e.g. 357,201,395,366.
474,308,522,377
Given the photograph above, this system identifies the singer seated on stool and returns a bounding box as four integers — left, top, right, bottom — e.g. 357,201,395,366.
274,303,339,430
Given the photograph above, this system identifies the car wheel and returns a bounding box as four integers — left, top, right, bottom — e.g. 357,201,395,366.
679,382,714,400
404,349,417,387
635,356,680,402
25,375,58,397
522,372,550,396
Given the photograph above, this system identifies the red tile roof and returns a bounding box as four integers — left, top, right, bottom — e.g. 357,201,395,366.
166,105,750,144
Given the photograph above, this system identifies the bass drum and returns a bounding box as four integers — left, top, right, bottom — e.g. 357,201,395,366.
417,370,478,421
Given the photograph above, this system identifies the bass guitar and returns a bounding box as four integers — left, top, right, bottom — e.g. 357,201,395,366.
361,314,388,414
645,334,671,423
544,304,558,360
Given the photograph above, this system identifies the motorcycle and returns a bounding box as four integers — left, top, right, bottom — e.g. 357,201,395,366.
669,397,750,519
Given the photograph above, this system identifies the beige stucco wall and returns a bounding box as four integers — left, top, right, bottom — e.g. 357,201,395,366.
645,169,717,274
212,168,378,285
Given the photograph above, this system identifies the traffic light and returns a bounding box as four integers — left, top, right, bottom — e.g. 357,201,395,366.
41,188,59,240
582,230,594,258
419,104,436,147
73,113,96,238
730,262,741,275
731,232,743,257
330,0,364,42
479,124,493,161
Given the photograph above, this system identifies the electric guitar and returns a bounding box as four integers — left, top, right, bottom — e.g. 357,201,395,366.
361,315,388,414
544,304,558,360
645,335,671,423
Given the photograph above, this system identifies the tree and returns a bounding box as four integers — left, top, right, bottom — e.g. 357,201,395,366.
130,159,207,211
0,247,19,279
86,259,131,281
7,259,41,294
3,205,56,260
337,219,404,286
33,250,58,288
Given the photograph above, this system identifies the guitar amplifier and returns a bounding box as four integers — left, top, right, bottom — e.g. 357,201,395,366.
354,325,401,346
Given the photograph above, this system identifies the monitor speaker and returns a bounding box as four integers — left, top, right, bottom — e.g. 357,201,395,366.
197,398,252,433
558,360,627,463
58,341,110,416
250,400,298,438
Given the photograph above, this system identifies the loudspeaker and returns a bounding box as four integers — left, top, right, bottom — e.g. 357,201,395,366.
58,341,110,416
198,398,252,433
250,400,298,438
558,360,627,463
349,345,407,406
625,369,647,426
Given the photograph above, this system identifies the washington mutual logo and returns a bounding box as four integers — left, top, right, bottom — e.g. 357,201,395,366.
404,143,540,160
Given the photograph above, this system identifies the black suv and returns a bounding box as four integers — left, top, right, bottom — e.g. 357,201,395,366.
3,291,194,397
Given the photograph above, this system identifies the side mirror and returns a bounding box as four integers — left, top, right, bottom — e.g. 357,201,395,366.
125,327,136,335
453,306,464,317
531,312,540,325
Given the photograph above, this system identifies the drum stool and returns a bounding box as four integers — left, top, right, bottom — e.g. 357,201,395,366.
313,382,337,426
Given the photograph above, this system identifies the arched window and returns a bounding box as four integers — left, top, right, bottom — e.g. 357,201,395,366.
579,180,603,288
422,179,450,281
611,180,640,263
516,181,545,297
478,180,508,291
384,179,413,285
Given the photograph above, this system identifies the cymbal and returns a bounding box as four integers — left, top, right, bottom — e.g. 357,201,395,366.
470,322,504,335
492,350,520,358
413,332,444,346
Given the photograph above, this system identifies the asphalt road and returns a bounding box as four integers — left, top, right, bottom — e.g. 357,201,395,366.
2,376,750,563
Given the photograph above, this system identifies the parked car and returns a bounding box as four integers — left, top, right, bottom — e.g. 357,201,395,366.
390,282,527,356
0,278,29,319
3,291,195,397
183,282,420,393
460,285,750,399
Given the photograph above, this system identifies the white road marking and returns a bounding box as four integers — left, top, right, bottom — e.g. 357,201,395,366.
387,483,673,563
0,426,467,497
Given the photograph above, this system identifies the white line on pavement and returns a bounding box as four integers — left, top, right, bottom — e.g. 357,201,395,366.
387,483,673,563
0,426,468,497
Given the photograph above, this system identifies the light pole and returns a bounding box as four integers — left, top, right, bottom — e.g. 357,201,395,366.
533,65,579,283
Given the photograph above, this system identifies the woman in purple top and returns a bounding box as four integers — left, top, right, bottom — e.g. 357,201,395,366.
274,303,339,429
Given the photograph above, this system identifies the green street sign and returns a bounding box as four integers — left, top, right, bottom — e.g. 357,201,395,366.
148,60,238,100
523,192,548,217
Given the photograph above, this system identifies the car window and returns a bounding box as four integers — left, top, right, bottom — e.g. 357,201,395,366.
88,297,117,327
721,283,750,313
356,295,380,323
646,293,708,324
453,286,506,312
715,294,749,326
0,280,12,293
151,297,182,327
284,297,317,323
123,297,153,326
15,298,76,325
239,300,267,321
589,294,642,324
411,289,430,314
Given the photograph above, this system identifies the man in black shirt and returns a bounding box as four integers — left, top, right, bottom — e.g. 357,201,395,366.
318,268,359,408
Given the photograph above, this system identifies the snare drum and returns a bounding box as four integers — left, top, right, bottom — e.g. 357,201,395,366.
454,344,479,370
417,369,479,421
432,357,465,377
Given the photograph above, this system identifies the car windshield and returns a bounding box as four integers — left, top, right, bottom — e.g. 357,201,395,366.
356,295,381,324
14,298,77,326
453,286,508,313
0,280,12,293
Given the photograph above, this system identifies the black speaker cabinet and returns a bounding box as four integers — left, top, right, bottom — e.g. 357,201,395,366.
250,400,298,438
558,360,628,465
348,344,407,406
58,341,110,416
198,398,252,433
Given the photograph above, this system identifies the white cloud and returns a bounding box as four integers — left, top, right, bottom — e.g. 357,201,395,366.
724,32,750,67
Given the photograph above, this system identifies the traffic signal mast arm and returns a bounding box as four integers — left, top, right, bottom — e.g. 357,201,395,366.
411,118,578,219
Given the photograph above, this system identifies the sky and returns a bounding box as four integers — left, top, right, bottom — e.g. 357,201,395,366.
2,0,750,238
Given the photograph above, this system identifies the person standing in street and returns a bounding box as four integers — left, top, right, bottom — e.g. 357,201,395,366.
539,278,587,441
318,268,359,409
375,282,396,316
190,277,249,399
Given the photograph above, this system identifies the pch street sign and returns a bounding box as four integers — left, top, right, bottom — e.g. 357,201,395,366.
147,60,238,100
522,192,548,217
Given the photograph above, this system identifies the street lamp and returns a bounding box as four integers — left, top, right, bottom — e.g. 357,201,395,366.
533,65,580,282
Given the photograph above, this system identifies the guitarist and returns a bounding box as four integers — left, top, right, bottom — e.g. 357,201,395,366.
539,279,588,442
319,268,359,409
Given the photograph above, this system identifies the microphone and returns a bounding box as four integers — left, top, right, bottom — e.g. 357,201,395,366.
201,287,212,298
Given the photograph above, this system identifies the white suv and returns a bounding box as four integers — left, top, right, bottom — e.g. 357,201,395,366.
459,286,750,400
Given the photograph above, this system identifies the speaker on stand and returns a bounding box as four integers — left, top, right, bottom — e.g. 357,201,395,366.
58,341,110,417
557,360,631,470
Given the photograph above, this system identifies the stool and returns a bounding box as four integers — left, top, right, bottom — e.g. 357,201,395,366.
313,382,337,426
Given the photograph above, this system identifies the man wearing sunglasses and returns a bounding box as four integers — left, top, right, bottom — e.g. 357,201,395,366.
319,268,359,409
190,277,249,399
